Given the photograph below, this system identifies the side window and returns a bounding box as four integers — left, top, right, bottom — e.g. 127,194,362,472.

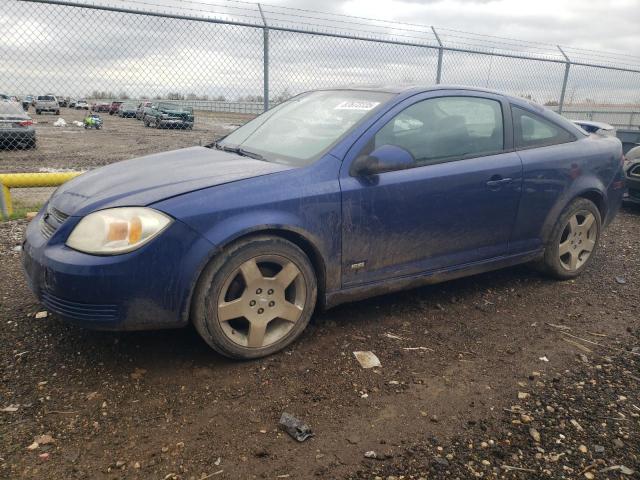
512,106,575,149
372,96,504,166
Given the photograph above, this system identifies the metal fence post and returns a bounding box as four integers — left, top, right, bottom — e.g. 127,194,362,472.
557,45,571,115
258,4,269,112
431,26,443,84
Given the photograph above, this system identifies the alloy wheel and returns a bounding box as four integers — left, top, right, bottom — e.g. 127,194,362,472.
216,255,306,348
558,211,597,271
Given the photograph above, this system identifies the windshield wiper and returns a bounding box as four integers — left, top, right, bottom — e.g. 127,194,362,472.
219,144,266,161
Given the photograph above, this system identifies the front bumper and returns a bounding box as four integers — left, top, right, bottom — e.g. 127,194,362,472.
158,118,193,128
22,206,214,331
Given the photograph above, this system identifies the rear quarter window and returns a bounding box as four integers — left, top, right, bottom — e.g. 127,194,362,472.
512,105,576,149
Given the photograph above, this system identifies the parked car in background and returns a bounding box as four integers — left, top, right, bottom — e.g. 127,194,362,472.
35,95,60,115
143,102,194,129
22,95,34,111
58,97,70,108
572,120,616,138
118,103,138,118
0,101,36,149
68,98,77,108
75,99,89,110
136,101,153,120
623,146,640,206
0,93,10,101
109,101,124,115
94,102,110,113
22,86,625,359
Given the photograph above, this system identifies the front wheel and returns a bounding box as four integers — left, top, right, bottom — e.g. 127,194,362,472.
192,236,317,359
541,198,601,279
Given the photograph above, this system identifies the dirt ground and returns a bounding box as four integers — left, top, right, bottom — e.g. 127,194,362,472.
1,205,639,479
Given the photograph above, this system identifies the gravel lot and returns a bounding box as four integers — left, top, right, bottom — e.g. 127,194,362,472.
1,203,639,478
1,114,638,478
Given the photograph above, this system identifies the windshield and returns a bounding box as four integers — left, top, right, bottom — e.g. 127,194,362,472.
218,90,394,166
159,103,193,113
38,95,55,101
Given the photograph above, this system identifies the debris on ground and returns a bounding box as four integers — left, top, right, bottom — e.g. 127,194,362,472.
278,413,314,442
53,118,66,127
34,311,48,319
353,351,381,369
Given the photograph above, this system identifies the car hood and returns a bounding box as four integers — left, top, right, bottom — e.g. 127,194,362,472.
50,146,293,216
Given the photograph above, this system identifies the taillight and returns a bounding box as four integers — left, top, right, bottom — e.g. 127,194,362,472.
18,120,33,127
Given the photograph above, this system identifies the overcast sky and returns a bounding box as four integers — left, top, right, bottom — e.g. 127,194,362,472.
264,0,640,55
2,0,639,105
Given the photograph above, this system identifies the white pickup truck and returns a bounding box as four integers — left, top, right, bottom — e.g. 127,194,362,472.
35,95,60,115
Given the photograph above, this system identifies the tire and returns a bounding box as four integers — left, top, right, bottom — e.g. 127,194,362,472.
144,119,149,127
540,198,601,280
156,119,162,129
192,235,317,359
36,110,41,115
56,110,60,115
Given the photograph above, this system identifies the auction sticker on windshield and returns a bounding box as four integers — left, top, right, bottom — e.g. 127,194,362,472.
334,101,380,110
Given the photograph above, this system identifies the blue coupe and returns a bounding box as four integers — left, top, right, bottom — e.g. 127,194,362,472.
22,86,625,359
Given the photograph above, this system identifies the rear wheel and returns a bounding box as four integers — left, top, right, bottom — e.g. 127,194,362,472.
541,198,601,279
192,236,317,359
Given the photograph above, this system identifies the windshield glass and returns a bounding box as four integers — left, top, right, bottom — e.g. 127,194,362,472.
159,103,193,113
38,95,55,101
218,90,394,166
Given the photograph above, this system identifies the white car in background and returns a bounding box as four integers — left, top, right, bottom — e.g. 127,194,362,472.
571,120,616,137
75,99,89,110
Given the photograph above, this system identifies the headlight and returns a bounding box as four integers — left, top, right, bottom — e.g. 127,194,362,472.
66,207,172,255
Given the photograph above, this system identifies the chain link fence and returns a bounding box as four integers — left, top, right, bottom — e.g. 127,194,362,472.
1,0,640,184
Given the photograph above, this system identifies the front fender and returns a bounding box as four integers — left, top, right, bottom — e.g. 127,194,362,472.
152,157,343,294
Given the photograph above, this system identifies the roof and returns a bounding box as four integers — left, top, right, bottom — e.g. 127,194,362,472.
317,84,518,97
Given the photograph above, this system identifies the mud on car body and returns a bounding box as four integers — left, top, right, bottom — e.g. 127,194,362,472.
23,86,625,359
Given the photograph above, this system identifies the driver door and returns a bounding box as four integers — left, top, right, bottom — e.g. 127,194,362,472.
340,92,523,287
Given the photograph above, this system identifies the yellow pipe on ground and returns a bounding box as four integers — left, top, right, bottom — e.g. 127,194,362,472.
0,171,83,218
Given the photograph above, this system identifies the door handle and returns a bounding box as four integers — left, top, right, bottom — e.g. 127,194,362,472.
486,177,513,189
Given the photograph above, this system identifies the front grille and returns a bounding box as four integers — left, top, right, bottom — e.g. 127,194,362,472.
40,204,69,239
41,291,119,322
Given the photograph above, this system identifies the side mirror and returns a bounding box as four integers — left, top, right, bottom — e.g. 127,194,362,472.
351,144,415,176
